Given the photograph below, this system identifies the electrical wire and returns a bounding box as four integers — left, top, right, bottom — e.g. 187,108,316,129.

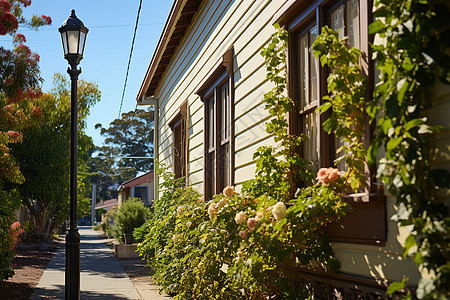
17,23,163,31
117,0,143,119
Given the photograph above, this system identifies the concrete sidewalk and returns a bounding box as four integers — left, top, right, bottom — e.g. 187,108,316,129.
30,227,171,299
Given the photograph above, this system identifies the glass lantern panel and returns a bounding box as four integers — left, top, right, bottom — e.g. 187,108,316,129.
78,31,86,55
67,30,79,54
61,31,68,55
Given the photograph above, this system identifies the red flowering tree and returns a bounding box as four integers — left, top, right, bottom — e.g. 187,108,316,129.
0,0,51,282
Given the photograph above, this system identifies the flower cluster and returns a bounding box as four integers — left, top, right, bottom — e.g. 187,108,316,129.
41,15,52,25
10,221,25,249
14,33,26,43
0,0,19,35
234,211,247,224
6,130,21,143
208,186,234,219
317,167,340,185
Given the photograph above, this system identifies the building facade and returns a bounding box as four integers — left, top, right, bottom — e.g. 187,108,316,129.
136,0,450,296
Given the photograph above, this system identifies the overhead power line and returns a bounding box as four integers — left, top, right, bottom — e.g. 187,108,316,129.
118,0,143,119
17,22,163,31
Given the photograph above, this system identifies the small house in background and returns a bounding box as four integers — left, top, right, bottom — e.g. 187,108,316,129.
94,198,118,224
95,198,118,213
117,171,154,207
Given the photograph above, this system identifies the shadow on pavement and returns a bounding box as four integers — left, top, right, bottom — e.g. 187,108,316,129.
33,284,136,299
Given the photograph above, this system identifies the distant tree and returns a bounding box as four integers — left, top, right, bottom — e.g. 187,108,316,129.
92,109,154,200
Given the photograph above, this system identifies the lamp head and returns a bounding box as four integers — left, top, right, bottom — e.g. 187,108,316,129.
59,10,89,67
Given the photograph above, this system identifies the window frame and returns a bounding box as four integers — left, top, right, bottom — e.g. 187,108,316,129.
196,47,235,200
131,185,150,206
169,102,188,181
281,0,386,245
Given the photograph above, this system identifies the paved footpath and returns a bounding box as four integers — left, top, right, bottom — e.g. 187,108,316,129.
30,227,171,299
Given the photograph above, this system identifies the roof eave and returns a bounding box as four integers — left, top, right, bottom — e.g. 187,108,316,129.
136,0,203,101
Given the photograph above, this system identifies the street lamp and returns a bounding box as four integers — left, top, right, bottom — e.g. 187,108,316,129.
59,9,88,300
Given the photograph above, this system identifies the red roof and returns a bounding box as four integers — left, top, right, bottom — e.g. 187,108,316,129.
95,198,118,210
120,171,154,190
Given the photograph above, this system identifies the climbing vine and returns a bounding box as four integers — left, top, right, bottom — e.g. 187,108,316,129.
312,26,369,191
244,24,312,201
369,0,450,298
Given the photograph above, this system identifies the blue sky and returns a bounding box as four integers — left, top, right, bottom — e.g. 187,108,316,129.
0,0,172,146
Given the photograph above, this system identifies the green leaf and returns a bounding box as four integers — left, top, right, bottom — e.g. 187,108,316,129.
369,20,385,34
403,234,417,259
405,118,423,131
387,279,407,295
317,101,333,114
387,137,403,151
397,79,410,104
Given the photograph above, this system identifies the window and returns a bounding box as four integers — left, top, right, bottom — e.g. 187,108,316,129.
277,0,386,245
298,23,320,170
197,48,234,200
169,102,188,179
131,186,149,205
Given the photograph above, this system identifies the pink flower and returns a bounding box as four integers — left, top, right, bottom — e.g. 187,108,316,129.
317,167,340,185
10,222,21,231
6,130,21,142
234,211,247,224
222,186,235,197
247,217,257,231
239,230,248,238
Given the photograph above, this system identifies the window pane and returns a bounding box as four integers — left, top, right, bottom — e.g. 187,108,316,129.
223,143,230,187
133,187,148,205
347,0,360,48
303,112,319,168
208,97,214,149
174,122,183,178
208,152,215,197
335,137,349,172
299,34,309,107
331,5,345,39
309,26,319,104
221,83,230,141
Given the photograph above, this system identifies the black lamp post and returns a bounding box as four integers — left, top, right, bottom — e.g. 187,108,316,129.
59,9,88,300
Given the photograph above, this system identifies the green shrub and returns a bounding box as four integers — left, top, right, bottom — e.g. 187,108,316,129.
114,198,151,239
138,166,346,299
